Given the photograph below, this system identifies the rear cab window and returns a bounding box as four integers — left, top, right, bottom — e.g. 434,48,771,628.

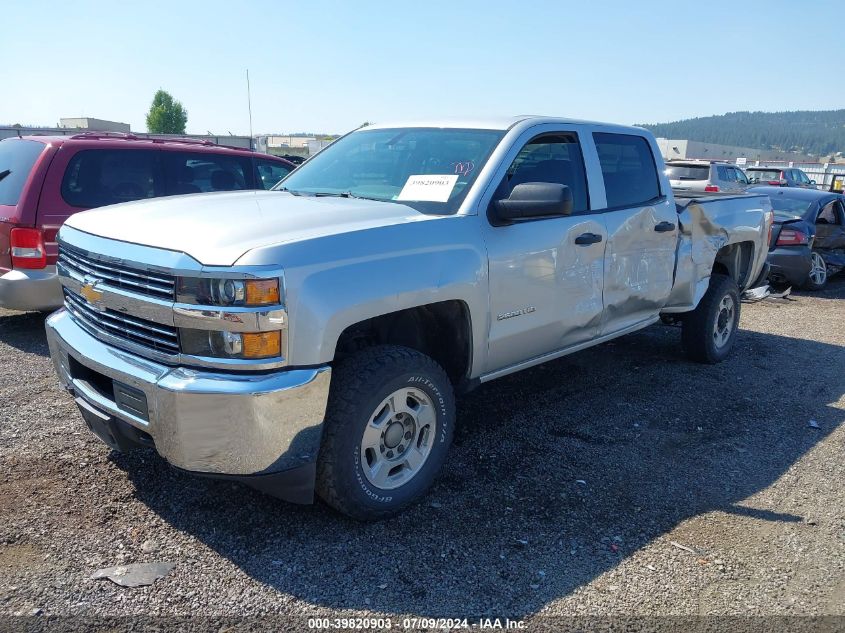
749,169,782,183
0,139,47,207
593,133,661,208
665,164,709,181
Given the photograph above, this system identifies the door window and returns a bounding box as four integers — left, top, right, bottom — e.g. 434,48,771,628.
593,133,661,208
717,166,730,181
255,158,292,190
499,133,589,213
61,149,159,208
161,151,252,195
818,201,838,224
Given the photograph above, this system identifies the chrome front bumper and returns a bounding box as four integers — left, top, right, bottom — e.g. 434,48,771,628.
46,309,331,479
0,266,62,311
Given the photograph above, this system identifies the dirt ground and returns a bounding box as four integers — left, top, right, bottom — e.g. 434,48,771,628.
1,280,843,630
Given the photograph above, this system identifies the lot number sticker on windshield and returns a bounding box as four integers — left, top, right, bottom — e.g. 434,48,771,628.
397,175,459,202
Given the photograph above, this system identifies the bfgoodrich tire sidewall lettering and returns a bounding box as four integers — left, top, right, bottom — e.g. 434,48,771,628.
350,371,451,506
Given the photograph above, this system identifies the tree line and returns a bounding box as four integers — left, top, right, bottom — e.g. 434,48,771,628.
639,110,845,157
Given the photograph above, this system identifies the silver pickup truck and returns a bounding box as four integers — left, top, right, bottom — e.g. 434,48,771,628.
45,116,772,520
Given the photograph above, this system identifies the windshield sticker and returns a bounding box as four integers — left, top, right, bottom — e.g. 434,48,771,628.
453,161,475,176
397,174,459,202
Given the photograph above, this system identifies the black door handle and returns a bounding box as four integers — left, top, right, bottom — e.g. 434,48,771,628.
654,221,676,232
574,232,603,245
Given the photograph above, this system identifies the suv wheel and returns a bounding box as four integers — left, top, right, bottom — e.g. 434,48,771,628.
681,273,740,364
316,345,455,521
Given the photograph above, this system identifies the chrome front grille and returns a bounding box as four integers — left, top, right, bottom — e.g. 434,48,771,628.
63,288,180,355
58,244,176,301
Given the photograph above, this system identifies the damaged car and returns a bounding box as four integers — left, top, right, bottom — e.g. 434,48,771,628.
749,186,845,290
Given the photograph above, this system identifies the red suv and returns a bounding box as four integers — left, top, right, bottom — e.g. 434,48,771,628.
0,133,294,312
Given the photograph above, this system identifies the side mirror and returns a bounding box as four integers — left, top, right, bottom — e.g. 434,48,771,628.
810,180,817,185
492,182,573,224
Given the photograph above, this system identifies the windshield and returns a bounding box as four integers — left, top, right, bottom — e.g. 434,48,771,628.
0,139,45,206
748,169,782,182
665,165,709,181
275,128,505,214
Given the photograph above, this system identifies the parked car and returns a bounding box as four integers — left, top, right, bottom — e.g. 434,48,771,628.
0,133,294,312
45,117,772,520
665,160,750,193
749,186,845,290
746,166,817,188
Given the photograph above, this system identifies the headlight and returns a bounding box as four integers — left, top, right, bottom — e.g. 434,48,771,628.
180,329,283,359
177,277,281,307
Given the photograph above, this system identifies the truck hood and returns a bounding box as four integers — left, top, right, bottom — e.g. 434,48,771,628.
64,190,435,266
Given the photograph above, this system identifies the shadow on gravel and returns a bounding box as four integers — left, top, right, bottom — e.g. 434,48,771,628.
114,315,845,618
787,275,845,301
0,311,49,356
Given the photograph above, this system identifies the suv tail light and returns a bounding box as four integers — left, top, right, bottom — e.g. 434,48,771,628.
776,228,809,246
10,228,47,269
704,185,720,192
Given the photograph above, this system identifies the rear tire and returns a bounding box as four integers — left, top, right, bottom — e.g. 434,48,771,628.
801,252,828,291
316,345,455,521
681,273,740,364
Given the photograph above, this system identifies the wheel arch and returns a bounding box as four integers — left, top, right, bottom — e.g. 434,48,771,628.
333,300,474,387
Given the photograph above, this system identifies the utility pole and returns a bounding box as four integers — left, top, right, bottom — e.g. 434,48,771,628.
246,69,254,148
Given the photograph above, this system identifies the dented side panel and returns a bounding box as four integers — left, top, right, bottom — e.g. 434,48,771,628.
663,194,771,312
600,197,678,334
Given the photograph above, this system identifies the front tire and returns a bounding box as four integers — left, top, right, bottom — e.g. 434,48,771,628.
316,345,455,521
681,273,740,364
801,252,828,291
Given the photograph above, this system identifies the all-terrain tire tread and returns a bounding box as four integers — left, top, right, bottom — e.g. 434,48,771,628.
316,344,453,521
681,273,739,364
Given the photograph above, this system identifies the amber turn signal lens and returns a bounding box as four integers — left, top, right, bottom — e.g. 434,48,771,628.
245,279,280,306
241,331,281,359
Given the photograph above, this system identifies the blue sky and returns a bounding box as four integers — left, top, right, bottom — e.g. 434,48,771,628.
3,0,843,135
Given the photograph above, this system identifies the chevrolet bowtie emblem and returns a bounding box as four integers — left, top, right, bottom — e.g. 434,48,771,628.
80,282,104,306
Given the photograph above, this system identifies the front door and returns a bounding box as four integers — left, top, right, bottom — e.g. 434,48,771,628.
482,131,606,372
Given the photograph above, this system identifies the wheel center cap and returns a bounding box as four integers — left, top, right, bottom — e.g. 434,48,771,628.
384,422,405,449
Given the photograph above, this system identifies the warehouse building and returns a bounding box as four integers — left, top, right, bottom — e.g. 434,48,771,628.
656,138,815,164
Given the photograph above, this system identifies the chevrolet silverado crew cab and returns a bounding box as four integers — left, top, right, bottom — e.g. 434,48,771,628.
46,117,772,520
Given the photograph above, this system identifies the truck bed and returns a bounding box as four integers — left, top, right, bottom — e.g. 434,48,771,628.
672,190,767,212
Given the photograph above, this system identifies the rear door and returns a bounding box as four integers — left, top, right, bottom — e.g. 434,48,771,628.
814,199,845,250
37,145,162,264
592,132,678,335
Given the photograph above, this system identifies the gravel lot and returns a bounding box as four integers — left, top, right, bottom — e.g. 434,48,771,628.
1,279,843,627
